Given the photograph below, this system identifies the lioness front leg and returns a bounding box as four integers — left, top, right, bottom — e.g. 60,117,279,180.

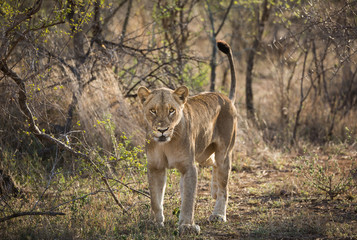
178,164,200,235
148,167,166,226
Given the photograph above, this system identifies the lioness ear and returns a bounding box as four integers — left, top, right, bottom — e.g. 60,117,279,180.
173,86,189,104
137,86,151,104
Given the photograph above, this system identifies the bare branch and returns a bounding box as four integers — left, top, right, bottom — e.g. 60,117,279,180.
291,45,313,144
50,189,106,211
4,0,43,36
103,0,129,27
120,0,133,45
215,0,234,36
106,177,150,198
0,211,65,223
102,177,128,213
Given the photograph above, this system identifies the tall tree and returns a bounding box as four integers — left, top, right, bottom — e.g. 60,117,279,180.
245,0,271,122
205,0,234,93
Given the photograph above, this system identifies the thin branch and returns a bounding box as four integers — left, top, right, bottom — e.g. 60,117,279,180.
291,45,313,144
30,20,66,32
38,46,80,81
120,0,133,45
102,177,127,213
31,147,61,212
215,0,234,36
125,62,171,97
0,211,65,223
4,0,43,36
106,177,150,198
103,0,129,27
50,189,106,211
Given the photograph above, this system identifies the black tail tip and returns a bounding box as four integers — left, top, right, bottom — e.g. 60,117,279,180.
217,40,231,54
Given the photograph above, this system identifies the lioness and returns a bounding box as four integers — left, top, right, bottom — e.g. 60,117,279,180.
137,40,237,235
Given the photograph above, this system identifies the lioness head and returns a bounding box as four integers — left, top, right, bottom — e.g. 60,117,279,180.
137,86,188,143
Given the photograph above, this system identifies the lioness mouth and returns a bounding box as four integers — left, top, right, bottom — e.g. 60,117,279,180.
158,136,168,142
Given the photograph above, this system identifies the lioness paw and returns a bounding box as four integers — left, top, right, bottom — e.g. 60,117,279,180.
178,224,201,236
149,220,164,228
209,214,226,223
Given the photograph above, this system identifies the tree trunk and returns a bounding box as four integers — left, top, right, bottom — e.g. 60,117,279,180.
245,0,270,121
209,40,217,92
206,0,234,92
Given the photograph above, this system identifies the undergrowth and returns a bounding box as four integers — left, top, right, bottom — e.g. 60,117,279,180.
1,113,357,239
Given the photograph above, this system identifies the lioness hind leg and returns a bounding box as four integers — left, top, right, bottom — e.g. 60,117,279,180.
209,152,231,222
211,164,218,199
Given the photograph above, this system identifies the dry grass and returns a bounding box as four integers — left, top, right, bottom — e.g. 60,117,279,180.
1,139,356,239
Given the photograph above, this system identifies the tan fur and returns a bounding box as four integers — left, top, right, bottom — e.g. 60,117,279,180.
137,40,237,235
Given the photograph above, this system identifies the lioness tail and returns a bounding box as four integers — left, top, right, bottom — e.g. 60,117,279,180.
217,40,236,102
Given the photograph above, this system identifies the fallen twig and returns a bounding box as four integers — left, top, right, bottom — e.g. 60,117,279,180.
106,177,150,199
0,211,65,223
50,189,106,211
102,177,128,214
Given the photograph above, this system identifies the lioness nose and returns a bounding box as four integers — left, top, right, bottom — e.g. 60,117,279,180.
157,127,168,134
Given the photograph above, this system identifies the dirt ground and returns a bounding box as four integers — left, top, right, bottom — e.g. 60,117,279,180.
189,152,357,240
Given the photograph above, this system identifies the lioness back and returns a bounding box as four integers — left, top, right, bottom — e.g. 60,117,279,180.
184,92,236,159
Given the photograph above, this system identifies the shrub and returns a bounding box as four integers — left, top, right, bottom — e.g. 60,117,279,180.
297,154,355,200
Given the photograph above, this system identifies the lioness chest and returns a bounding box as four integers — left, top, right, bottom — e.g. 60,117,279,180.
146,125,194,171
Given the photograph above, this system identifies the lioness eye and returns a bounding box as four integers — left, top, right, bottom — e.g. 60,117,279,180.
150,109,156,115
169,108,175,115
